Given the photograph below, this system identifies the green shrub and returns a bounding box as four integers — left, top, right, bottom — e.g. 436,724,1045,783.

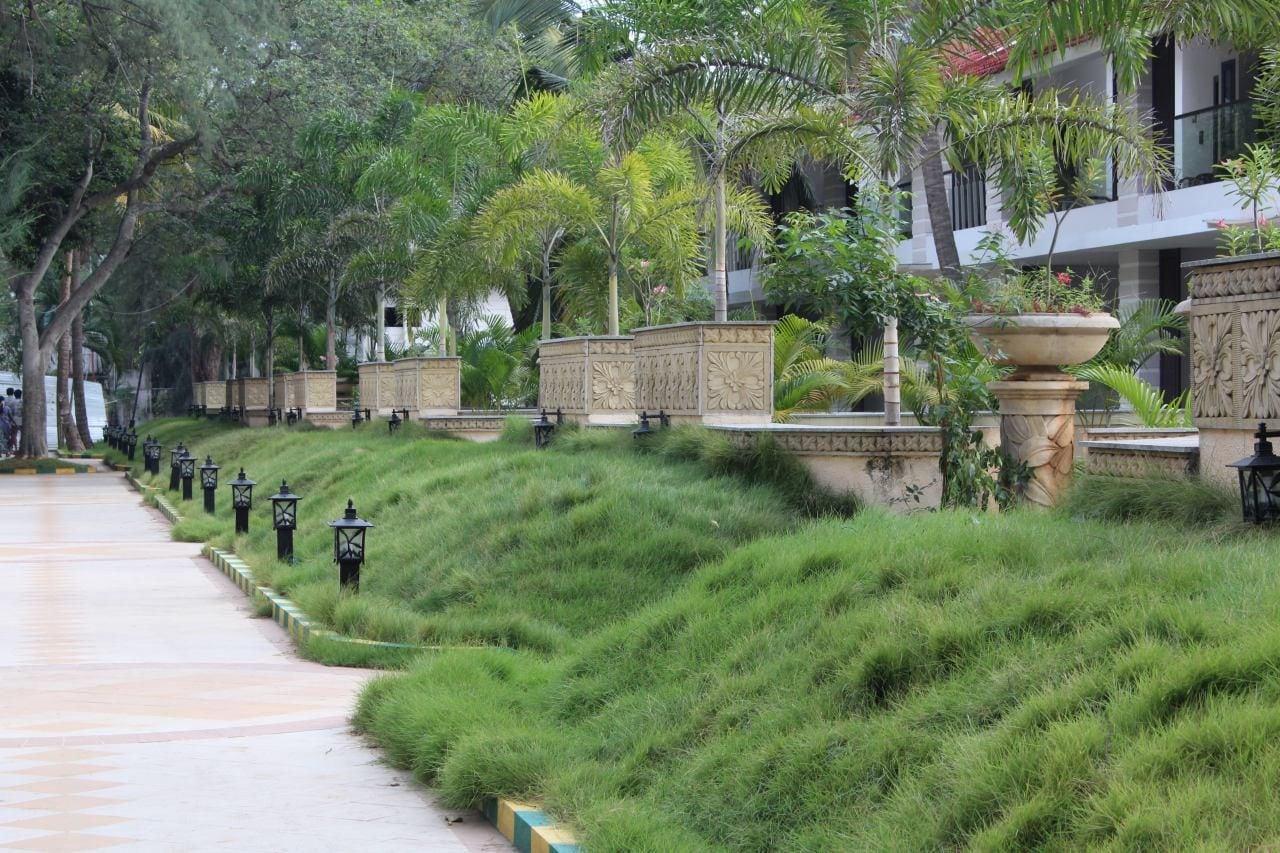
1063,472,1237,526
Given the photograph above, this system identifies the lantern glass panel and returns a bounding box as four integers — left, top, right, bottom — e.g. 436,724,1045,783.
232,485,252,509
201,468,219,489
273,499,297,529
334,528,366,561
179,457,195,478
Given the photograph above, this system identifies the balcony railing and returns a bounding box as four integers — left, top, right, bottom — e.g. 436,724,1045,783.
948,164,987,231
1173,100,1257,188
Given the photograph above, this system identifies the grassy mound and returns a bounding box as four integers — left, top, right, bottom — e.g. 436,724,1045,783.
356,509,1280,850
130,418,802,652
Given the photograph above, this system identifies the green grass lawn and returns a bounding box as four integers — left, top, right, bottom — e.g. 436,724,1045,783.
134,416,1280,849
130,418,804,653
356,508,1280,851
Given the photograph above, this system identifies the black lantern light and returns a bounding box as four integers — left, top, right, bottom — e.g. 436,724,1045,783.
143,436,160,475
351,403,363,428
199,455,220,513
228,468,256,534
633,410,670,439
328,499,373,591
169,442,186,491
179,451,196,501
125,428,138,461
1230,423,1280,524
533,408,559,449
388,409,401,434
269,480,302,561
268,407,277,427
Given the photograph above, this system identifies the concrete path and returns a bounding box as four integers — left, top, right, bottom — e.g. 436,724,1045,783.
0,473,506,852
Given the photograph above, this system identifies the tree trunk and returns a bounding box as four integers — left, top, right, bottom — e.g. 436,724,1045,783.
437,295,450,356
56,251,82,450
712,169,729,322
607,258,620,336
72,304,92,447
325,272,338,370
265,309,275,409
541,245,554,340
375,281,386,361
920,127,964,283
883,317,901,426
17,285,46,457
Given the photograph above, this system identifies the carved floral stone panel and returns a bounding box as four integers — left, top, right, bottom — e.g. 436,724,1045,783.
1240,309,1280,420
1002,413,1075,508
1190,313,1235,420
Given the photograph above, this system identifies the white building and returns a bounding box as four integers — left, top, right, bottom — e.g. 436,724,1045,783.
728,37,1267,402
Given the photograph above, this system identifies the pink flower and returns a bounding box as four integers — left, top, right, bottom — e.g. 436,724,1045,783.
653,285,668,295
1213,218,1228,229
1055,272,1072,285
1259,215,1270,228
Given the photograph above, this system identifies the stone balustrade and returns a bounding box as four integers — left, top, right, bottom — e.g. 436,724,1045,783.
358,362,394,413
390,357,461,417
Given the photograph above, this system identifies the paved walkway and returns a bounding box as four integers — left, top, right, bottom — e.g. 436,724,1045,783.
0,472,505,852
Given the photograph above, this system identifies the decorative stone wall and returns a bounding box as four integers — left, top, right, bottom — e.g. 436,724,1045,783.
632,322,773,425
1082,439,1199,478
358,362,391,413
537,337,636,425
1185,252,1280,489
226,379,239,413
422,415,510,442
392,357,461,417
295,370,337,412
713,425,944,511
203,380,225,409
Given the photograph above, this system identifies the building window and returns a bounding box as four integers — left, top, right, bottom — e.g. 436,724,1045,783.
948,164,986,231
384,306,403,328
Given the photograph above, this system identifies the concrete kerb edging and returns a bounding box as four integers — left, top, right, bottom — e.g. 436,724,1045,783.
1,466,97,475
484,799,581,853
126,471,582,851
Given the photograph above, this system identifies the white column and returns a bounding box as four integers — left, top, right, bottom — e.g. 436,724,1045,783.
1117,248,1161,386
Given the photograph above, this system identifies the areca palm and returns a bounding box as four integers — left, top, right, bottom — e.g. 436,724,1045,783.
476,110,702,336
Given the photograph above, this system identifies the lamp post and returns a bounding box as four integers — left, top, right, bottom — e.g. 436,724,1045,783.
228,468,256,534
328,499,373,591
1230,423,1280,524
179,451,196,501
351,403,363,429
143,436,160,475
533,408,561,449
169,442,185,491
199,455,220,514
125,427,138,461
388,409,401,434
632,410,670,440
269,480,301,562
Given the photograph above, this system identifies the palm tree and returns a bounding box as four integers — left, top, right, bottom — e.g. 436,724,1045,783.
476,105,702,336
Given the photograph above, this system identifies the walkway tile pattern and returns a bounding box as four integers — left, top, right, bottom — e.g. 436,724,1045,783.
0,475,507,852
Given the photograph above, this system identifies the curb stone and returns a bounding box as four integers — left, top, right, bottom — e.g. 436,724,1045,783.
484,799,581,853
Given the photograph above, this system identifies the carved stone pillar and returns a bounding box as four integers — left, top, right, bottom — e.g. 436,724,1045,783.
358,362,390,413
537,337,636,425
990,376,1088,508
393,357,460,417
1184,252,1280,490
240,377,271,425
297,369,337,412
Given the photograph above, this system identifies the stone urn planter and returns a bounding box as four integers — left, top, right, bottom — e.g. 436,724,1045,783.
632,321,774,425
537,337,636,425
965,313,1118,374
966,312,1119,508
